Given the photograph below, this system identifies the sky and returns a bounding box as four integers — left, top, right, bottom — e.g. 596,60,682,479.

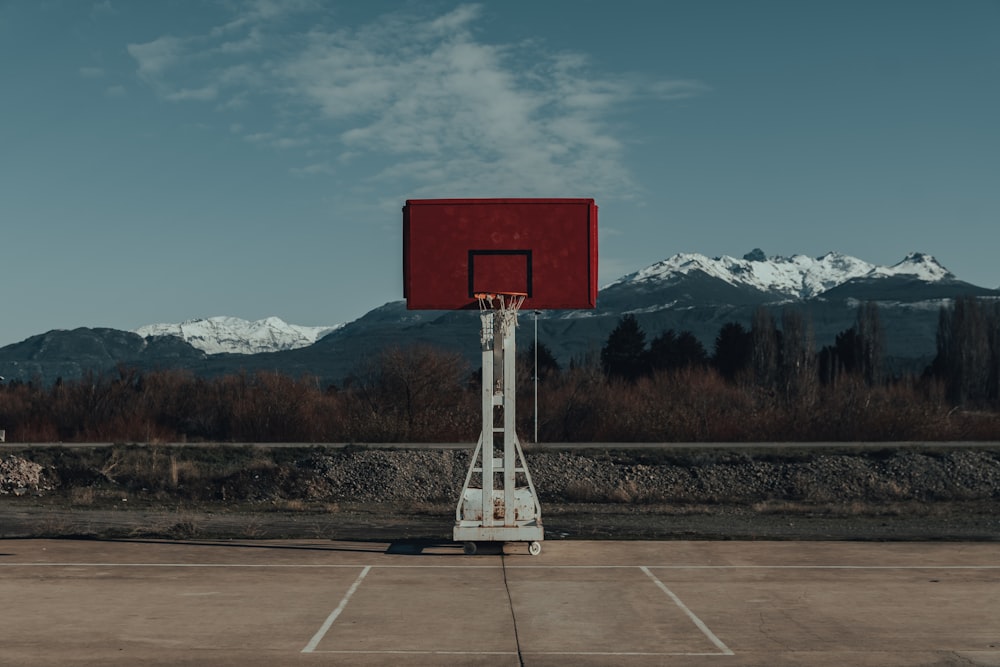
1,0,998,347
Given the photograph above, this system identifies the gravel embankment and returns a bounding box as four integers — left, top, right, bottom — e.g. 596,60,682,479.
256,447,1000,505
2,445,999,540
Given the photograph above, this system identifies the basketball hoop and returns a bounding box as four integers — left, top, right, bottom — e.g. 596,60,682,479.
475,292,526,340
474,292,527,314
402,199,599,555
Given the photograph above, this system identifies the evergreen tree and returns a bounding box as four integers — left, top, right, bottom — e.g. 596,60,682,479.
674,331,708,368
713,322,752,381
818,304,884,387
647,329,707,372
522,341,561,380
646,329,678,371
818,327,858,385
601,314,647,381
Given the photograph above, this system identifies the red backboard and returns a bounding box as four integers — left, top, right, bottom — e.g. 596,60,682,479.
403,198,598,310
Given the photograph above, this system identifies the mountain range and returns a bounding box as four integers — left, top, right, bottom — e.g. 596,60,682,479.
134,316,342,355
2,250,998,386
607,250,953,298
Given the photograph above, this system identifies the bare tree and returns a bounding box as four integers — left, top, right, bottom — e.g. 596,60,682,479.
855,302,885,386
348,345,473,440
751,307,780,390
780,307,817,404
934,297,996,405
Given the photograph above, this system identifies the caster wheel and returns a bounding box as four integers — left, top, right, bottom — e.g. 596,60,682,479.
463,541,477,555
528,541,542,556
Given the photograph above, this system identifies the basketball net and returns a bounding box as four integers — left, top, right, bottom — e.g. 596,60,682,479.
475,292,526,344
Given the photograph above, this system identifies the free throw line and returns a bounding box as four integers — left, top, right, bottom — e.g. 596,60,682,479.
641,566,734,656
301,565,371,653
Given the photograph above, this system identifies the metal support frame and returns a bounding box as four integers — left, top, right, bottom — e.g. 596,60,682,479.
454,299,543,553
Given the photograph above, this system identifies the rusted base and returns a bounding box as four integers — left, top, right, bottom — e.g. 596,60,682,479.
457,488,539,523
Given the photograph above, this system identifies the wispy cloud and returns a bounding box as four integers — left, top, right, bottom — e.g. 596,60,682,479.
127,2,707,201
164,85,218,102
290,162,336,177
128,35,185,81
90,1,114,18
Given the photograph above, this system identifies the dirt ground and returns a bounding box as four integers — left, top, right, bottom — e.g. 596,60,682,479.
2,498,998,543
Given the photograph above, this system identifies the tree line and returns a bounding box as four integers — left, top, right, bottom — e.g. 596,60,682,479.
599,297,1000,406
0,298,997,443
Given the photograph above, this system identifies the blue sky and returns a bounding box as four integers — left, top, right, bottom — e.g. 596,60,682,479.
1,0,998,346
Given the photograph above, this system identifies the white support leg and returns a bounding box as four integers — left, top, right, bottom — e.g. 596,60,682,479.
481,310,494,527
502,319,516,525
454,299,543,549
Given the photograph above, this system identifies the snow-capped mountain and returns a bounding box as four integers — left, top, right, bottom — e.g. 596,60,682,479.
865,252,955,282
606,249,955,299
3,248,996,387
134,316,342,355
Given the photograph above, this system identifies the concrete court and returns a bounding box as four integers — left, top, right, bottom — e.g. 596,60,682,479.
1,539,998,667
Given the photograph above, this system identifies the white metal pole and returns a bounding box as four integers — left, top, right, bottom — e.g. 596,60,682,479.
533,310,539,444
481,311,494,526
503,318,516,525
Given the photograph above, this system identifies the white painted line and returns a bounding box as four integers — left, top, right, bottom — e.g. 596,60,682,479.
641,565,1000,570
2,562,999,570
313,650,726,656
0,563,369,568
312,650,518,655
301,565,371,654
641,566,735,656
0,563,497,569
527,651,734,656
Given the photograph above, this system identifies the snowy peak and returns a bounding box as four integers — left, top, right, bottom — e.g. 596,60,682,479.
609,249,874,299
871,252,955,282
130,254,959,355
608,250,956,300
135,316,342,355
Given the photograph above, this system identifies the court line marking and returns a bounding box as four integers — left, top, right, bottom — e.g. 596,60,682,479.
642,565,1000,570
311,650,729,656
301,565,370,654
311,650,519,655
304,564,739,658
3,563,999,569
526,651,732,657
0,563,376,568
641,566,735,656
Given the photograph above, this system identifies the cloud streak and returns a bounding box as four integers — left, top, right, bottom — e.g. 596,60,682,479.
127,2,707,201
